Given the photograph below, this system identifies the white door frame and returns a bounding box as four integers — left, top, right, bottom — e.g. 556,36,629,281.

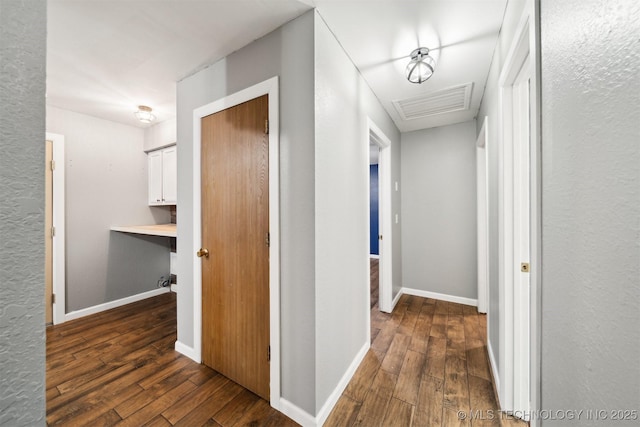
191,77,281,408
367,118,393,313
46,132,66,325
476,117,489,314
498,10,533,417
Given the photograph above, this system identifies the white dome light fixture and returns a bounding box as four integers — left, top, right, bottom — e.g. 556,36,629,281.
134,105,156,124
406,47,436,84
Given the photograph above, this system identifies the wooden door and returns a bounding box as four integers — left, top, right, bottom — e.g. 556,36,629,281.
45,139,53,324
201,94,270,400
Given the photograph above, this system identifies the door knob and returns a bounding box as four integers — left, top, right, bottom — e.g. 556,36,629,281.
197,248,209,258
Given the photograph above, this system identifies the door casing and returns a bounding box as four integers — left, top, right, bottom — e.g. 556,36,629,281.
367,119,393,314
46,133,66,325
191,77,280,407
476,117,489,315
497,8,539,419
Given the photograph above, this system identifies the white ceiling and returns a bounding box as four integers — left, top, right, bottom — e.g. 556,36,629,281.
47,0,312,127
47,0,507,132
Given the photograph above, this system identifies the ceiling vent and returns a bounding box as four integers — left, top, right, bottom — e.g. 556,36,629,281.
393,83,473,120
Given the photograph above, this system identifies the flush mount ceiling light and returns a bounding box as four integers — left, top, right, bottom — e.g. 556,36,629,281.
134,105,156,124
406,47,436,84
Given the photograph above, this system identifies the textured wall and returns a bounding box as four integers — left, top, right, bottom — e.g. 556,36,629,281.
540,0,640,424
47,107,171,313
401,121,478,300
0,0,47,425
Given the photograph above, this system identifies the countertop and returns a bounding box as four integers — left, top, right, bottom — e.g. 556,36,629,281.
110,223,176,238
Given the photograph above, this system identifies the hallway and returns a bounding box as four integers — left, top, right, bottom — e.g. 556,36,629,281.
324,260,525,426
45,264,525,426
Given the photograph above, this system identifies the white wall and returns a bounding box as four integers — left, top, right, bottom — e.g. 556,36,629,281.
314,12,401,411
476,0,527,373
0,1,46,424
401,121,478,301
144,118,176,152
176,11,317,414
47,107,171,312
540,0,640,422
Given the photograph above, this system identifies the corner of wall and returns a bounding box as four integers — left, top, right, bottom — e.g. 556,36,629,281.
0,0,47,424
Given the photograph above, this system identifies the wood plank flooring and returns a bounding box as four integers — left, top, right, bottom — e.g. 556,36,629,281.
46,292,297,426
325,259,527,427
370,258,379,309
47,265,526,426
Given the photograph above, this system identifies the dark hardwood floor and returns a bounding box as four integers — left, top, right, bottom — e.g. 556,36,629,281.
47,266,524,426
370,258,379,309
324,259,526,427
46,292,297,426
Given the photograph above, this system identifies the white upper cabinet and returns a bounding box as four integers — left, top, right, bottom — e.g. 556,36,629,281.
148,145,177,206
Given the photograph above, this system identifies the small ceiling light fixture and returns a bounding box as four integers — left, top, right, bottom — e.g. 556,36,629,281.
406,47,436,84
134,105,156,124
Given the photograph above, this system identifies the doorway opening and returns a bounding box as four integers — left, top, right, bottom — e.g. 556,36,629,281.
367,119,392,315
45,133,66,325
369,144,380,311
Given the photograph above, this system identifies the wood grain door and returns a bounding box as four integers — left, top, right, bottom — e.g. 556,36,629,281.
201,94,270,400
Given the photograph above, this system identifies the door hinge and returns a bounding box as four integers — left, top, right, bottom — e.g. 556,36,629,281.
379,234,383,240
521,262,530,273
51,226,56,238
268,345,271,362
52,293,56,304
265,232,270,248
265,119,269,135
50,160,56,171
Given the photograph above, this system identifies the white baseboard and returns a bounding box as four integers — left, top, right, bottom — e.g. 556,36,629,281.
487,339,500,406
316,341,369,426
170,283,178,293
279,398,316,427
64,287,170,322
401,286,478,307
175,340,200,363
278,340,370,427
369,254,380,259
391,287,403,310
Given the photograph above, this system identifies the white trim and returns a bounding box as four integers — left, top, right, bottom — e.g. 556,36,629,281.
369,254,380,259
401,287,478,307
529,1,543,422
64,288,170,322
46,132,66,325
498,8,532,415
315,341,370,426
391,287,403,310
190,76,281,406
367,118,393,314
487,338,500,400
278,399,316,427
174,341,199,363
476,118,489,314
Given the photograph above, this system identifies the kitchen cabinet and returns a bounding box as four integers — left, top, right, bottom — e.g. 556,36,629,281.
148,145,177,205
